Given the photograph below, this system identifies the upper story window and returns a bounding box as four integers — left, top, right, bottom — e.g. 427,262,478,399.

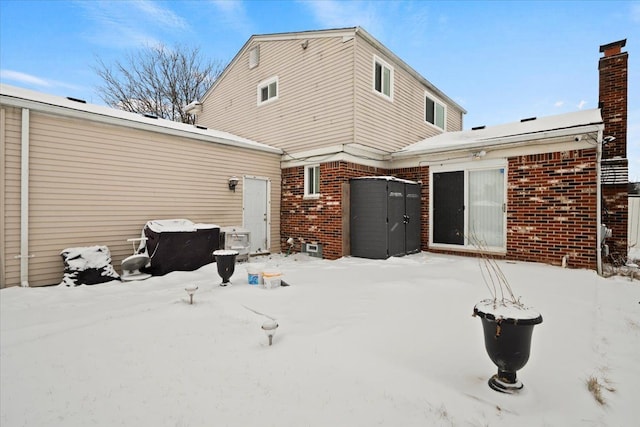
304,164,320,198
425,94,446,130
373,56,393,100
257,76,278,105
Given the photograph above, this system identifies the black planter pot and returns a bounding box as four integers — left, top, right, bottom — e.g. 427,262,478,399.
474,303,542,394
213,250,239,286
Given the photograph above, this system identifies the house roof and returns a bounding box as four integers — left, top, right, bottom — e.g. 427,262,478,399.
393,108,604,157
201,27,466,114
0,84,282,155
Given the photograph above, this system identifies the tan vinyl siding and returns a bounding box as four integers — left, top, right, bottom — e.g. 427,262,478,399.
353,36,463,152
1,106,22,287
1,109,281,287
200,36,355,153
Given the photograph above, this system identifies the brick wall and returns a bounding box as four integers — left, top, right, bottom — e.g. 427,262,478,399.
507,149,598,269
599,40,629,261
280,161,388,259
282,149,598,268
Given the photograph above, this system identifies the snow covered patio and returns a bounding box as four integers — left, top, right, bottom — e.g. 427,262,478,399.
1,253,638,426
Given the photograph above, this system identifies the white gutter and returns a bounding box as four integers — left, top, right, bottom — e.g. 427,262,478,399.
596,129,603,276
19,108,31,287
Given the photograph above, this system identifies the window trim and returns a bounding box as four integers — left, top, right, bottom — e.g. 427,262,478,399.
257,76,278,106
424,92,446,130
304,164,320,199
372,55,394,101
429,159,507,253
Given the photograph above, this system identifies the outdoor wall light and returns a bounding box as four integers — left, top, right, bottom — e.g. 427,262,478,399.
472,150,487,159
228,176,239,192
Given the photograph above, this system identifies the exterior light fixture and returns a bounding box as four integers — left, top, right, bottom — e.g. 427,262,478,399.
185,284,198,304
472,150,487,159
228,176,239,192
261,320,279,346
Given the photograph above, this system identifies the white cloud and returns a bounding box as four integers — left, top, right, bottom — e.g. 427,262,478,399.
75,0,189,49
132,0,189,30
301,0,383,35
208,0,253,35
0,70,82,91
0,70,52,87
554,100,565,107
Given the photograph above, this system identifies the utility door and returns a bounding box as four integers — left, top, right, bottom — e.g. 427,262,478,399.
243,177,270,254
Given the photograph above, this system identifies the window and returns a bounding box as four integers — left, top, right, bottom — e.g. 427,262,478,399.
425,94,446,130
373,56,393,99
304,165,320,198
430,160,507,251
257,76,278,105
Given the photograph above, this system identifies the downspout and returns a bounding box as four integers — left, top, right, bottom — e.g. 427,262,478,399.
19,108,30,287
596,128,603,276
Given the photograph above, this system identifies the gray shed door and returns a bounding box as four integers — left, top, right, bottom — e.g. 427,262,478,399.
387,180,406,257
405,184,421,254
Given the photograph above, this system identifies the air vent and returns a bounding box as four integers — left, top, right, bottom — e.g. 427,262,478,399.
143,113,158,119
249,45,260,69
521,117,537,122
195,125,207,130
472,125,486,130
66,96,86,104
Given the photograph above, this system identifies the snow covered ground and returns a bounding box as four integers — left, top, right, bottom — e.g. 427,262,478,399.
1,252,639,426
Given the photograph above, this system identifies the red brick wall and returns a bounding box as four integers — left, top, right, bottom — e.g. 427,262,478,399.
599,48,628,159
599,42,629,261
602,184,629,262
507,149,598,269
282,150,598,269
280,161,388,259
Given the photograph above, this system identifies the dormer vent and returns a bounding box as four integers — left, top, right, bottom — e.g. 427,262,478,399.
249,45,260,69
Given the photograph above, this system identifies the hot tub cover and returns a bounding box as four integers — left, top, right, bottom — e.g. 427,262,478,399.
140,219,220,276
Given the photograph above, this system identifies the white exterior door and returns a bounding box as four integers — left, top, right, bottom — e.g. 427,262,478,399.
243,176,270,253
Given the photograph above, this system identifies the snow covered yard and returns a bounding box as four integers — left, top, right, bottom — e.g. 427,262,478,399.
1,252,639,426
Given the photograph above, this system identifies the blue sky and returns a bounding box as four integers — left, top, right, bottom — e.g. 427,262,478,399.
1,0,638,179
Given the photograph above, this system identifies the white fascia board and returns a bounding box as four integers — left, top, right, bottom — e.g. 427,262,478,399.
1,92,282,155
392,123,604,159
390,134,601,169
281,144,388,169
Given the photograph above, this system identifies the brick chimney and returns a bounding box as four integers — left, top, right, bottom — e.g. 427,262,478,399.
598,39,628,263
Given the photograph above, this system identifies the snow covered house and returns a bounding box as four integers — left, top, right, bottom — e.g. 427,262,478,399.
0,29,629,287
193,28,628,272
0,84,283,287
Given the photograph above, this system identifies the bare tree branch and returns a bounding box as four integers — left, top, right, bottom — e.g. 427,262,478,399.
94,44,223,124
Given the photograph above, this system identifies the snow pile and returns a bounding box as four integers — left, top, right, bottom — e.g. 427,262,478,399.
58,245,120,286
2,252,639,426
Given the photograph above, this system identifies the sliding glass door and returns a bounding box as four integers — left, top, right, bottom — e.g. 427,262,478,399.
431,162,506,251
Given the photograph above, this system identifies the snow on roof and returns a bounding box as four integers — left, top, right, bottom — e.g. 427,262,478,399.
0,84,281,155
395,109,604,157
